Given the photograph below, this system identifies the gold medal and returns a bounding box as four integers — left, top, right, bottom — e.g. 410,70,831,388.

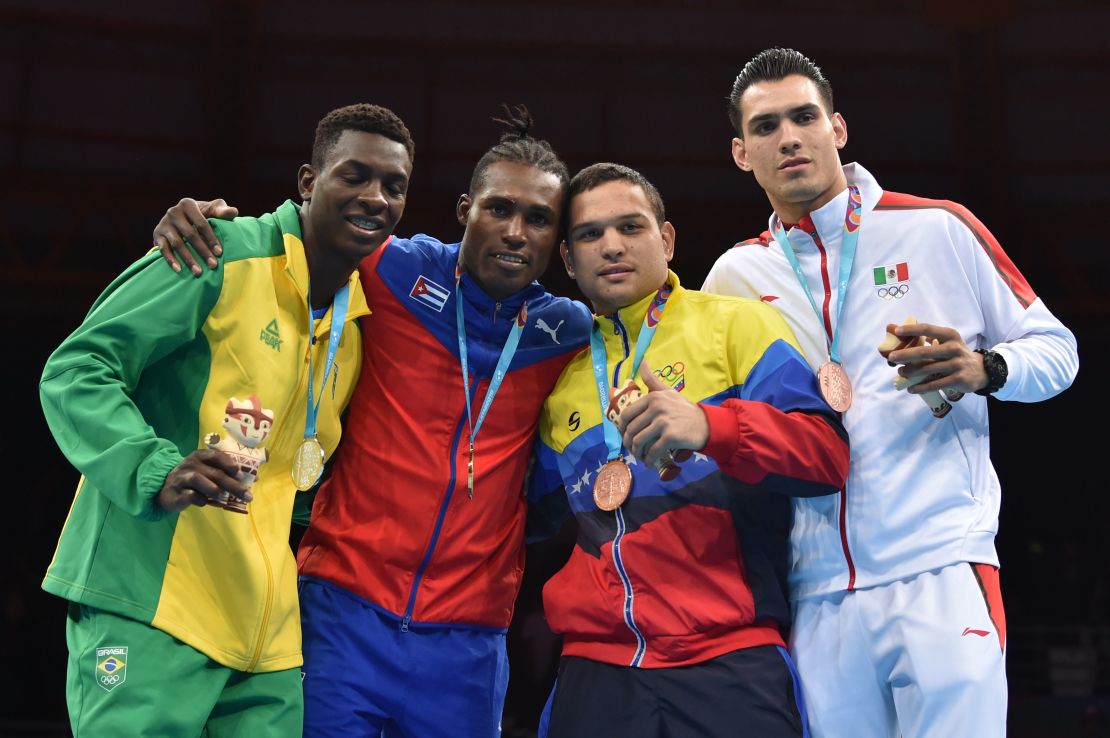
593,460,633,512
291,436,325,491
817,360,852,413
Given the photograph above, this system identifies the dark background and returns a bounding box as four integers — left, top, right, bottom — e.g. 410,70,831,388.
2,1,1108,736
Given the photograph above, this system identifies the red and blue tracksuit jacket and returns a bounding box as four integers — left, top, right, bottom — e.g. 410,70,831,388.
297,233,592,630
528,273,849,667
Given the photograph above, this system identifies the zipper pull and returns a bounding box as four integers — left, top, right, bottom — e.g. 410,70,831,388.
400,614,411,633
467,442,475,499
493,301,501,324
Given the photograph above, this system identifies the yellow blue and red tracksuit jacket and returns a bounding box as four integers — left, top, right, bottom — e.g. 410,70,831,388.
40,200,365,672
297,234,593,630
529,273,849,668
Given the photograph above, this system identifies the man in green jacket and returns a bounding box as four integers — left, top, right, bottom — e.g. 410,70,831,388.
39,103,414,737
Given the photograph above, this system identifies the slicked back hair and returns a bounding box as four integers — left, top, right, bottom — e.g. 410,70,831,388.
468,104,570,196
311,103,415,169
567,163,666,232
727,48,834,137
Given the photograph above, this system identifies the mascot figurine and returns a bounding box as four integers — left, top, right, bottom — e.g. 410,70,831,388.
204,394,274,513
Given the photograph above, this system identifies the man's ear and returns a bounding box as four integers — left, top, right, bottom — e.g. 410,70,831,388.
297,164,317,201
661,222,676,263
731,137,752,172
560,240,574,278
832,112,848,150
456,194,472,227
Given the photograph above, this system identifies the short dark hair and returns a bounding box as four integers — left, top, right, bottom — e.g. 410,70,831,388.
311,103,415,169
567,163,666,228
468,104,569,195
727,48,834,136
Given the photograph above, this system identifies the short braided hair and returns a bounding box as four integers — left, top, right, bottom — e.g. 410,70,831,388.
468,104,569,195
311,103,415,169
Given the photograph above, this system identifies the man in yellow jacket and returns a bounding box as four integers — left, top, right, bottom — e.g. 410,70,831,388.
39,103,414,737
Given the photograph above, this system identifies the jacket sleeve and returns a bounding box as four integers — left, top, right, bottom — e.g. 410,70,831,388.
39,252,223,520
699,302,848,497
525,434,572,544
948,205,1078,402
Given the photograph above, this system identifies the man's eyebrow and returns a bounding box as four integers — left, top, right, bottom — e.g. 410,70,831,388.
481,194,556,217
526,203,557,218
569,212,647,234
337,159,409,179
746,103,822,128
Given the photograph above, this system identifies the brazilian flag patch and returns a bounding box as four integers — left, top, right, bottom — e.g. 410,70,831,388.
95,646,127,692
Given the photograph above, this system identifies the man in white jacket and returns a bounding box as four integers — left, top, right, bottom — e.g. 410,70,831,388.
703,47,1078,738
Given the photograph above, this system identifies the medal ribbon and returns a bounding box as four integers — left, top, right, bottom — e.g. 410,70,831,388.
770,184,862,365
456,272,527,499
304,283,351,443
589,283,673,462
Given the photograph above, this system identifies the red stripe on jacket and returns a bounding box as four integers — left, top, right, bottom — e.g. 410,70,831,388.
875,191,1037,308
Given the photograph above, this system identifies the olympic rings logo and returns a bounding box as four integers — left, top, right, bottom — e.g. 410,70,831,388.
877,284,910,299
654,362,685,380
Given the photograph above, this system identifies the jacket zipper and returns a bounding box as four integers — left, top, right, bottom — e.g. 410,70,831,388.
246,513,275,670
809,227,856,591
400,296,488,631
246,301,322,669
400,398,470,632
607,313,647,664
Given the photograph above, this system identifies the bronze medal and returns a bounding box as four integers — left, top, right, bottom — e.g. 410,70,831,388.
291,436,325,491
593,460,633,512
818,360,852,413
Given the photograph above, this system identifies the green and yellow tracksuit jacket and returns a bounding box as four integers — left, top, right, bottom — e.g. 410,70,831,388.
40,200,366,672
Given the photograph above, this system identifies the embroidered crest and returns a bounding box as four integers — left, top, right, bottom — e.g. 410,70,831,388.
95,646,128,692
873,262,910,299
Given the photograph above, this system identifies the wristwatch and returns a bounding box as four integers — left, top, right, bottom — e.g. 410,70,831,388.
974,349,1008,396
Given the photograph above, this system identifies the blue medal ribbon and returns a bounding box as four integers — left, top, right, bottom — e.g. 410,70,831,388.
456,275,527,499
304,283,351,444
770,184,862,366
589,284,673,463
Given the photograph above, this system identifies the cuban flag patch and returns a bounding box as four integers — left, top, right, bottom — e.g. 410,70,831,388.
409,275,450,312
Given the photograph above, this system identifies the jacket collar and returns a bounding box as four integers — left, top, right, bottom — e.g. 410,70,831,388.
768,162,883,252
274,200,370,328
453,244,546,322
596,270,683,344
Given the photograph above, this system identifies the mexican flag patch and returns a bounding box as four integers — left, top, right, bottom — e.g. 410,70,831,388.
873,262,909,285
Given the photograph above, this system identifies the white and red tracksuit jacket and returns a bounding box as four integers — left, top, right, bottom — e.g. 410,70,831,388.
703,163,1078,600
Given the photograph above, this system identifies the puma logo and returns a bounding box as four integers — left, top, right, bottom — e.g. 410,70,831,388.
536,318,564,344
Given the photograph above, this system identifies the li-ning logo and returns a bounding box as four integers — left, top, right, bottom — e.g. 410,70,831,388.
962,628,991,638
654,362,686,392
95,646,128,692
873,262,910,299
260,319,282,351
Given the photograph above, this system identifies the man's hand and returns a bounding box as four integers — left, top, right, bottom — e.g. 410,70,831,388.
617,361,709,468
155,449,252,513
885,322,988,395
153,198,239,277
